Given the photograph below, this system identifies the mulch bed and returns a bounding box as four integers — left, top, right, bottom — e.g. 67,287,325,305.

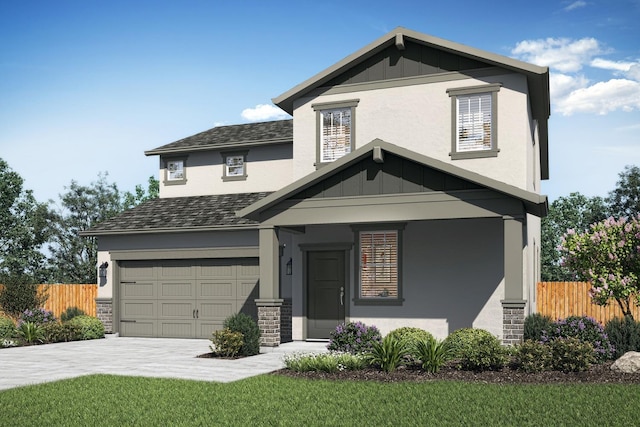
274,362,640,384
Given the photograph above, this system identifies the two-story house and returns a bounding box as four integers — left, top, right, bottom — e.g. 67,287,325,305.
84,27,549,346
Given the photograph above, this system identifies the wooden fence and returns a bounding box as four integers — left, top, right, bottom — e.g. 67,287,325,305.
537,281,640,324
0,284,97,318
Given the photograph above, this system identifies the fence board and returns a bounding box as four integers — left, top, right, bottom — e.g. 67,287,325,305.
537,281,640,324
0,284,97,318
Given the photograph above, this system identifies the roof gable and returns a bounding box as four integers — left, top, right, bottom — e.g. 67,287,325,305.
238,139,548,221
145,120,292,156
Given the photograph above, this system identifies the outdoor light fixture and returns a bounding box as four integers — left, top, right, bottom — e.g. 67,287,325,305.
286,258,292,276
99,262,109,279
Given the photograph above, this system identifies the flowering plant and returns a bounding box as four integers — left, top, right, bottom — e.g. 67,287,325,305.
561,215,640,318
327,321,382,354
18,308,56,327
540,316,615,362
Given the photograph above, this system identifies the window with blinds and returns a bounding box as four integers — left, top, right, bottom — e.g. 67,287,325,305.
457,93,492,152
321,108,351,163
359,231,398,298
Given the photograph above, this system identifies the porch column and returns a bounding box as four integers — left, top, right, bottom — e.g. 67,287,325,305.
501,215,526,345
256,225,283,347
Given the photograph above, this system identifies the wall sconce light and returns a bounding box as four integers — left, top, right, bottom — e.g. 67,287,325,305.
99,262,109,279
286,258,292,275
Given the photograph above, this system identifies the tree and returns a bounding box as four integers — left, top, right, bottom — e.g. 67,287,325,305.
0,158,54,283
560,215,640,320
122,175,159,210
541,193,609,281
48,173,122,284
608,165,640,219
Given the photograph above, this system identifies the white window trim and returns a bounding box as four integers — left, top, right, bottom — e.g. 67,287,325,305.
352,223,405,306
221,150,248,181
447,84,501,160
312,99,359,168
163,156,187,185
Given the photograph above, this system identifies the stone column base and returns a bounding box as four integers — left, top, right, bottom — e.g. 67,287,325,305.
280,299,292,344
256,299,283,347
501,300,525,345
96,297,113,334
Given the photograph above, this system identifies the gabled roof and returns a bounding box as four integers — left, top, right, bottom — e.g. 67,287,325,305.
81,192,271,236
145,120,292,156
272,26,550,179
238,140,548,221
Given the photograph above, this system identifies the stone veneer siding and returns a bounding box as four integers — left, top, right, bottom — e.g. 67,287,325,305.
502,306,525,345
258,305,281,347
96,298,113,334
280,299,292,344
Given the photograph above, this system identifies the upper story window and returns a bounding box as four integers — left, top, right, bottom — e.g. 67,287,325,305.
163,157,187,185
447,84,501,160
221,151,248,181
312,99,359,167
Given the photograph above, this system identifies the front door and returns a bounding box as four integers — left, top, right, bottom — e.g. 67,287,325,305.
307,250,346,339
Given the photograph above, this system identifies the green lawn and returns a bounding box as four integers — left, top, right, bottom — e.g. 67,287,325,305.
0,374,638,426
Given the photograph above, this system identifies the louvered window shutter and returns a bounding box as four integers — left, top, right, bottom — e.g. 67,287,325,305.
457,93,492,152
360,231,398,298
321,108,352,162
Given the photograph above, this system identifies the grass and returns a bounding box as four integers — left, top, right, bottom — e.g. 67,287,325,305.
0,374,638,426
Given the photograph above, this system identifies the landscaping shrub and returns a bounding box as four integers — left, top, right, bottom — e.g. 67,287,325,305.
327,321,382,354
541,316,614,362
413,336,452,373
605,316,640,358
284,352,366,373
223,313,260,356
210,328,244,358
513,340,552,373
457,334,507,371
0,274,48,319
18,308,56,326
549,337,595,372
60,306,86,322
0,316,16,339
523,313,553,341
17,322,44,344
364,335,409,373
443,328,498,359
41,322,83,343
67,316,105,340
386,327,433,361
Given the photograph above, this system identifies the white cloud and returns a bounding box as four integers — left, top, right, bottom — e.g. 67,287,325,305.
555,79,640,115
241,104,290,122
564,0,587,11
549,73,590,99
590,58,635,72
512,37,601,73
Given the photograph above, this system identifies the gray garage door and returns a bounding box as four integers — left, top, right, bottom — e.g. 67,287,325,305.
118,259,259,338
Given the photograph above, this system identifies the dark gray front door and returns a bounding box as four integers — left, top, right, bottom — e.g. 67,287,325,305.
307,250,345,339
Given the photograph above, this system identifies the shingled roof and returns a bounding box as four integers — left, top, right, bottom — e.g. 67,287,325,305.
145,120,292,156
81,192,271,236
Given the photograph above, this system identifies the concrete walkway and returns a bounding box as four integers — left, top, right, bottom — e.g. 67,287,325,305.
0,336,328,391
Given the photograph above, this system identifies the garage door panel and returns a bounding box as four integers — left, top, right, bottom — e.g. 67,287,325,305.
121,282,156,299
160,301,195,318
198,301,236,320
238,280,259,300
160,281,196,299
120,261,156,280
200,263,234,279
121,300,157,319
198,280,236,299
197,321,223,339
159,262,196,279
160,321,195,338
121,321,155,337
239,263,260,278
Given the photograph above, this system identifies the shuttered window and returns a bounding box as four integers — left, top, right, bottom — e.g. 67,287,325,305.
321,108,351,163
359,231,398,299
457,93,492,152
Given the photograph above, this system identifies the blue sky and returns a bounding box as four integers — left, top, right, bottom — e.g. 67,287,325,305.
1,0,639,206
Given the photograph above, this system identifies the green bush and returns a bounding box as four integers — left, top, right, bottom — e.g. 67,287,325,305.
0,316,16,339
327,321,382,354
542,316,614,361
413,336,452,373
387,327,433,361
514,340,552,373
523,313,553,341
549,337,595,372
364,335,410,373
67,316,105,340
223,313,260,356
60,307,86,322
443,328,498,359
605,316,640,358
41,322,83,343
458,334,507,371
284,352,366,373
17,322,44,344
210,328,244,358
0,274,48,319
18,307,56,325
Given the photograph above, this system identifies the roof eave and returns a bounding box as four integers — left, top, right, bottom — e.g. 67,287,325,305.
144,138,293,156
80,223,259,237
